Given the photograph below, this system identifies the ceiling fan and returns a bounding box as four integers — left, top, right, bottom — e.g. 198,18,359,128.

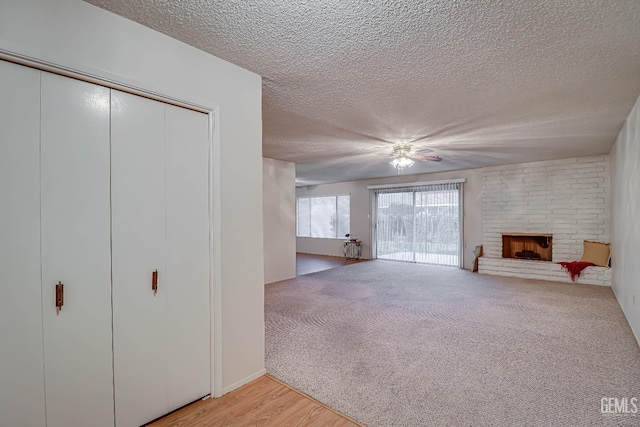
390,143,442,174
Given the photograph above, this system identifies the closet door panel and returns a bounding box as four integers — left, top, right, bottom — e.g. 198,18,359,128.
0,61,46,427
165,105,211,409
111,90,168,426
40,72,114,427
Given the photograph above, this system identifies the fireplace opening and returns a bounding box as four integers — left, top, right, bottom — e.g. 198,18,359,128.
502,233,552,261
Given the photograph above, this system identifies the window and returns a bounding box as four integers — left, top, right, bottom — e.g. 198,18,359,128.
297,195,350,238
374,182,461,267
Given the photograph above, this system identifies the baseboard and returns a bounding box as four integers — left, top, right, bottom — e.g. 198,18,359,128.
297,251,341,257
222,368,267,395
265,273,296,285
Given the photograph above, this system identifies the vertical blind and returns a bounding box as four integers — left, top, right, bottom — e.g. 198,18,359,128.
374,182,461,267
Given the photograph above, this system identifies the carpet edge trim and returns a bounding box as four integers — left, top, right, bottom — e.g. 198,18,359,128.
265,373,366,426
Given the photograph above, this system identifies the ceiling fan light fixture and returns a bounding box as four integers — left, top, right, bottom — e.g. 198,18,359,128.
390,155,415,173
390,144,415,174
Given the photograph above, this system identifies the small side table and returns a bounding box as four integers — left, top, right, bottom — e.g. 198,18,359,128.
343,240,362,260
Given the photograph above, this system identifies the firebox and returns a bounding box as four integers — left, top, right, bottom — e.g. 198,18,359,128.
502,233,552,261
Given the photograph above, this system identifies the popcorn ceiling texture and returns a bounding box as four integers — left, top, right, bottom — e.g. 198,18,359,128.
85,0,640,184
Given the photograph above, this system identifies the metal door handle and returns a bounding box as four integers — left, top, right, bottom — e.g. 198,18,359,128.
55,282,64,315
152,270,158,296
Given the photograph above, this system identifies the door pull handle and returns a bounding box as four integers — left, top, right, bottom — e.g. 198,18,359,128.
152,270,158,296
55,282,64,315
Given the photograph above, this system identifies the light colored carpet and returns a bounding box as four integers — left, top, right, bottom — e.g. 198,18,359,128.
265,260,640,426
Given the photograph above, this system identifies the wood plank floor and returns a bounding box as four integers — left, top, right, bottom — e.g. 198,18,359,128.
296,252,367,276
148,375,362,427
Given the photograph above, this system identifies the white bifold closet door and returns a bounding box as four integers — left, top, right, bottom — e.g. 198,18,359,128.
0,61,46,427
111,91,168,426
40,72,115,427
164,104,211,409
111,90,210,426
0,63,114,427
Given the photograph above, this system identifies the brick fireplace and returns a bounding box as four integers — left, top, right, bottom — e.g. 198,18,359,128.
478,155,611,286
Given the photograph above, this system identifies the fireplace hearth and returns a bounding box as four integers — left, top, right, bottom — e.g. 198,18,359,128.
502,233,552,261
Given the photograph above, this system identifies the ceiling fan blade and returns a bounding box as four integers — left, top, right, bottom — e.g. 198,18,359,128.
413,153,442,162
414,148,435,154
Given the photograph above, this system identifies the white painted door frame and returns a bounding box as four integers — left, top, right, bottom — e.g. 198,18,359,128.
0,51,224,399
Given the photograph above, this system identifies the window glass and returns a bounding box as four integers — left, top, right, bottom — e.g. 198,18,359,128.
296,195,350,238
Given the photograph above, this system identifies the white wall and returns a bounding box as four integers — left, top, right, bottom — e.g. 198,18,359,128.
296,168,482,270
0,0,264,394
263,158,296,284
611,94,640,345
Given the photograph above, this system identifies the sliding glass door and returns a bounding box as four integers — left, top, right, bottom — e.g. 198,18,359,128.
375,183,461,267
375,191,415,262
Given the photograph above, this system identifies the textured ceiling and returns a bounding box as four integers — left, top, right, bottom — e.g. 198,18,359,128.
85,0,640,185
